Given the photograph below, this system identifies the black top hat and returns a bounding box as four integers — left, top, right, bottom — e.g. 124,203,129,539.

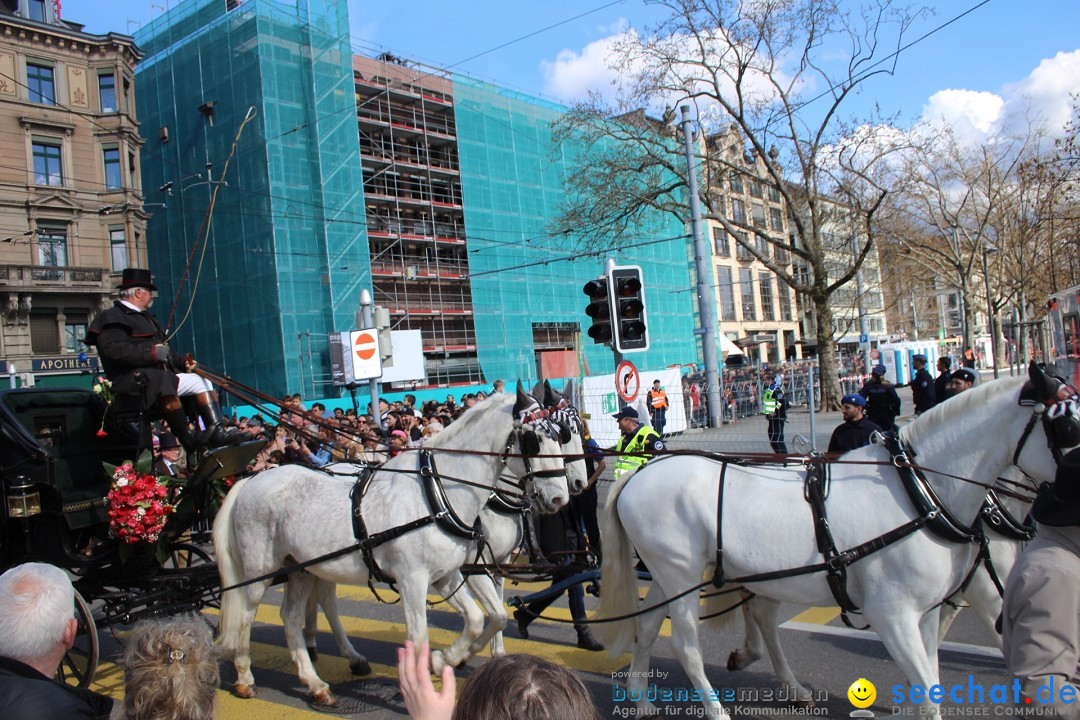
117,268,157,292
157,432,182,450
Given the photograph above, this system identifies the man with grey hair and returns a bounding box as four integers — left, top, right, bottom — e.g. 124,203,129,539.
0,562,113,718
84,267,245,454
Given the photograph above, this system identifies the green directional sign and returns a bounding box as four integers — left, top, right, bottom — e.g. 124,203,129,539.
938,328,946,340
602,393,619,415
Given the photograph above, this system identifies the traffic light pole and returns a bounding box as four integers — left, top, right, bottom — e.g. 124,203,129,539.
680,105,724,428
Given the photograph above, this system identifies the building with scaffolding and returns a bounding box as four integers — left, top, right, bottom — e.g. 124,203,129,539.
135,0,700,399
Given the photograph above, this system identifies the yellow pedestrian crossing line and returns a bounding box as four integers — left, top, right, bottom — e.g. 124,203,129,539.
91,580,845,719
789,605,840,625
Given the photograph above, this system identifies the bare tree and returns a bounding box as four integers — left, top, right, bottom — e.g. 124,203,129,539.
552,0,923,407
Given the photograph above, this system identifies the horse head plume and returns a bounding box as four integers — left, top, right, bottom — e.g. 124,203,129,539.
513,380,534,419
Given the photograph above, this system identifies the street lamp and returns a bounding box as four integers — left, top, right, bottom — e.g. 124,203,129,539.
982,244,1000,379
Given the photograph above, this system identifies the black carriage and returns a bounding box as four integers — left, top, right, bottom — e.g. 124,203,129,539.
0,386,261,687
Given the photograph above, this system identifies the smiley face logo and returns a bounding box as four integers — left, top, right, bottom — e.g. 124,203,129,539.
848,678,876,709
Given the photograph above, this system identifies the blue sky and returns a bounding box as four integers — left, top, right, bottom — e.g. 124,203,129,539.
68,0,1080,137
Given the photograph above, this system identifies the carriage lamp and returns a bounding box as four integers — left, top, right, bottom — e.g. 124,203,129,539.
6,476,41,518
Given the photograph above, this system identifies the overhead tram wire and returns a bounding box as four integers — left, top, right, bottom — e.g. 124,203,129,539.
467,232,692,279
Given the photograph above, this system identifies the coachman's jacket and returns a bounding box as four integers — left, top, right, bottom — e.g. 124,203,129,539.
85,301,182,409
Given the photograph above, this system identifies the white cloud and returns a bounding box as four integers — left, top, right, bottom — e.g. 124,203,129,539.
998,50,1080,136
919,50,1080,146
920,89,1004,145
540,31,630,104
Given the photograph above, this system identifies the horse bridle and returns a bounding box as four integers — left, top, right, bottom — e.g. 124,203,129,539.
1011,385,1080,476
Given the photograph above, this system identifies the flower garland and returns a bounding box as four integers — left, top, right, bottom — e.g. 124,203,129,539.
106,455,175,545
93,376,115,438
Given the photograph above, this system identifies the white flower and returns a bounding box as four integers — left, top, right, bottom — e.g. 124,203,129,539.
116,478,128,487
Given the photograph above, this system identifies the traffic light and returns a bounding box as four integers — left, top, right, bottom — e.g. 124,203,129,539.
582,278,612,344
609,265,649,352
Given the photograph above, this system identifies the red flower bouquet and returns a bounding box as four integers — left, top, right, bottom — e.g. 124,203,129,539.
105,451,175,545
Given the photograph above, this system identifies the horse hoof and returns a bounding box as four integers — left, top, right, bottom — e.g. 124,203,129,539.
311,689,337,706
307,646,318,662
726,650,747,671
234,683,257,699
430,650,446,674
350,659,372,676
793,697,816,709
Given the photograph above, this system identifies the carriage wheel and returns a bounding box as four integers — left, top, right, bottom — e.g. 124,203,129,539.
57,589,99,689
164,542,213,570
164,542,221,609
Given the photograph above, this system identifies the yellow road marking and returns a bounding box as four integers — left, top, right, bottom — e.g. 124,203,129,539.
789,606,840,624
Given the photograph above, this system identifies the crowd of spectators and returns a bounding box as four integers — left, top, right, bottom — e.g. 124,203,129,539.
154,385,508,474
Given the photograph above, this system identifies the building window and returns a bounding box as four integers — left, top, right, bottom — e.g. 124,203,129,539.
99,73,116,112
735,231,752,261
729,172,743,193
128,150,137,185
760,271,775,321
26,0,47,21
27,63,55,105
768,185,781,202
122,76,132,113
712,227,730,257
755,233,770,258
37,224,67,267
731,199,746,224
110,228,127,270
30,311,59,354
739,268,756,320
778,280,794,321
770,207,784,232
752,204,766,228
750,180,763,198
103,147,122,189
32,140,63,186
63,312,88,354
717,265,735,322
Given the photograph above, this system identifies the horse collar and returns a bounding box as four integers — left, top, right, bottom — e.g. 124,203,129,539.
419,450,486,542
885,435,979,544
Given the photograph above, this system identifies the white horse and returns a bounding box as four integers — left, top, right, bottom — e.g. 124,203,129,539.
726,485,1034,692
293,381,589,667
214,385,569,704
595,364,1075,719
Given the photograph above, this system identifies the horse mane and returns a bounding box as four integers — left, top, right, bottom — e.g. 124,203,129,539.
899,375,1026,451
422,392,513,450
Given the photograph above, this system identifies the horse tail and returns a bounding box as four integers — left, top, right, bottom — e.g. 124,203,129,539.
212,475,252,659
593,469,639,655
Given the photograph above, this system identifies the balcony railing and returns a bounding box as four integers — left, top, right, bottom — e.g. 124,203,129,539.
0,264,108,288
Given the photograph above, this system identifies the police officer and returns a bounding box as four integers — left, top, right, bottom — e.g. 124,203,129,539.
859,364,902,432
762,373,788,453
611,407,663,479
85,268,245,453
949,367,977,395
827,394,882,454
910,354,936,415
934,356,953,404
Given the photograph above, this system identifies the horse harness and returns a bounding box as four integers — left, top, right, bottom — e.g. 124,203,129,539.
709,383,1078,627
709,435,1001,628
350,426,558,590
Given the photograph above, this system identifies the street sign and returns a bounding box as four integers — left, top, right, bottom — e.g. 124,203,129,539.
615,360,640,402
870,349,880,360
939,328,946,340
859,333,868,344
348,330,382,380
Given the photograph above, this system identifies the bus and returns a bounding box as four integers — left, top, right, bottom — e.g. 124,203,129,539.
1047,284,1080,387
